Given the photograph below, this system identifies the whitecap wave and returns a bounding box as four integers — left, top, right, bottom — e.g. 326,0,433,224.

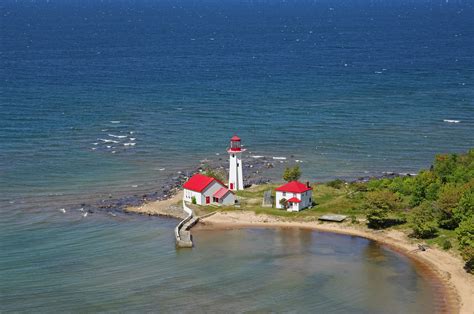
124,143,136,146
443,119,460,123
273,156,287,160
108,134,127,138
110,121,121,124
99,138,119,143
251,155,265,158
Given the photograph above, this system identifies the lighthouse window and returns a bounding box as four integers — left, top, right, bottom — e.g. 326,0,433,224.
232,154,235,158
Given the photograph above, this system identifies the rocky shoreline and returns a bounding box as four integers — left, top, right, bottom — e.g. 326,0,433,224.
79,155,283,217
78,154,417,217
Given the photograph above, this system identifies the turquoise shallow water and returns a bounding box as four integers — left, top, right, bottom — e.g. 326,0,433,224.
0,210,442,313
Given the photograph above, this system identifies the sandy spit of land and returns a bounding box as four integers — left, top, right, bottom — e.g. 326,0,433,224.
199,211,474,314
125,191,186,219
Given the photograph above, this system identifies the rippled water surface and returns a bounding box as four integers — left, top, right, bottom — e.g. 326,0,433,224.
0,211,442,313
1,0,473,212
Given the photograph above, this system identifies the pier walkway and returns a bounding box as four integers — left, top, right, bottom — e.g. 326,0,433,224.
175,201,197,248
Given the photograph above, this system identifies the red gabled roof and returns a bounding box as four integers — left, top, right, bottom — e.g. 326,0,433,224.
276,181,312,193
183,174,224,193
213,187,233,199
287,197,301,203
231,135,241,141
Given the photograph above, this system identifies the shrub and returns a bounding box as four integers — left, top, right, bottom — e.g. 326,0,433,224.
409,171,440,207
367,178,390,191
367,209,387,229
349,215,358,224
283,166,302,182
456,215,474,249
461,247,474,274
366,209,406,229
410,202,439,239
326,179,345,189
350,182,368,192
202,166,226,183
412,220,438,239
364,190,401,212
453,188,474,224
437,183,465,229
441,239,452,250
434,153,458,184
191,196,196,204
389,176,415,196
279,198,288,209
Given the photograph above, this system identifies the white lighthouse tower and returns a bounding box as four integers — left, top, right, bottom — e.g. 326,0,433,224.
228,135,245,191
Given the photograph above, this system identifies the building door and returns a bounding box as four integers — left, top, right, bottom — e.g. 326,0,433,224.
230,183,234,190
206,196,210,204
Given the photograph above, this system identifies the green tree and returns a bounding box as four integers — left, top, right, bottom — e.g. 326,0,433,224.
453,188,474,224
283,166,302,182
364,190,405,229
409,171,440,207
434,153,458,183
457,215,474,248
437,183,465,229
366,208,388,229
410,202,439,239
364,190,401,211
456,216,474,273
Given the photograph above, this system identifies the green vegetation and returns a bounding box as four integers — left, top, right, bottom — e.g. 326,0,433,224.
191,196,196,205
202,165,227,183
282,165,302,182
203,149,474,273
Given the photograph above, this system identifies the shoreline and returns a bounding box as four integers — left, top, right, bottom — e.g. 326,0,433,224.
196,211,473,314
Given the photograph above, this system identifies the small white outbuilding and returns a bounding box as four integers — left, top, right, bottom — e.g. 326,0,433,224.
183,173,235,206
275,181,313,212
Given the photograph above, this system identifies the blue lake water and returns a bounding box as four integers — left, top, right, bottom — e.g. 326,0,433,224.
0,210,445,313
0,0,472,311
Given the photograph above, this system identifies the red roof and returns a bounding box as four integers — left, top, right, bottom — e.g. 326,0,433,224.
287,197,301,203
213,187,233,199
183,174,224,193
231,135,241,141
276,181,312,193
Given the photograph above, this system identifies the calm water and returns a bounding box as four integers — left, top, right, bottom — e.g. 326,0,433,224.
0,1,472,311
0,210,442,313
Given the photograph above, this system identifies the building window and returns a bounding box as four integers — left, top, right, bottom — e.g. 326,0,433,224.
283,192,286,197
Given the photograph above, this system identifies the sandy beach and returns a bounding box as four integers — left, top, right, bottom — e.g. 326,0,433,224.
199,211,474,314
127,194,473,314
125,191,186,218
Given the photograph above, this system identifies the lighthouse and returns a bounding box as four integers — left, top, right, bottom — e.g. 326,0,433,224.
227,135,245,191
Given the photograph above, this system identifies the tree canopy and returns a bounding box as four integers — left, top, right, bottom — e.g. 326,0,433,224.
283,165,302,182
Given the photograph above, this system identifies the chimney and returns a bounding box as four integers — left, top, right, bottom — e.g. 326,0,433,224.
306,181,310,188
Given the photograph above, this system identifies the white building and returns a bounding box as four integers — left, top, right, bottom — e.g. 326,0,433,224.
228,135,245,191
275,181,313,212
183,173,235,206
